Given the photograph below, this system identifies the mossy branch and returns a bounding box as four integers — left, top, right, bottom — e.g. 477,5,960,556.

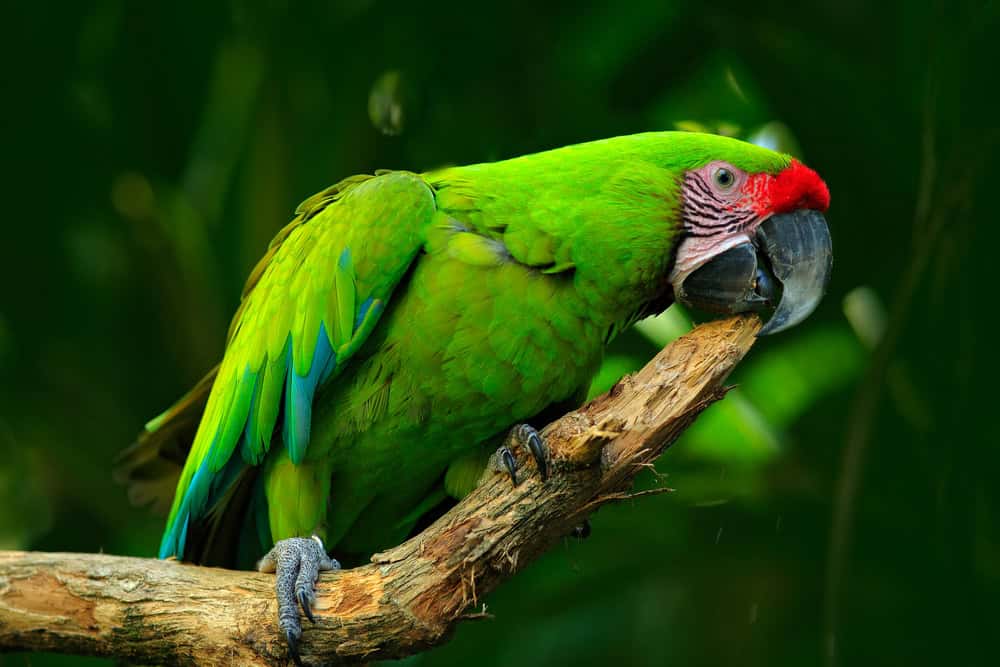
0,315,760,666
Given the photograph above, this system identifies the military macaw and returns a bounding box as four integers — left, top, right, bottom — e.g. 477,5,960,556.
119,131,831,663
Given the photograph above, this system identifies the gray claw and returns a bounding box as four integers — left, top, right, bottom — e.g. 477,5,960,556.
500,447,518,486
522,426,548,481
257,535,340,665
494,424,550,487
286,628,303,666
570,519,591,539
298,589,316,624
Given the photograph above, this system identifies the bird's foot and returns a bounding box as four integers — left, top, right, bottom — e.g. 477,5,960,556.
570,518,591,539
257,535,340,666
492,423,549,487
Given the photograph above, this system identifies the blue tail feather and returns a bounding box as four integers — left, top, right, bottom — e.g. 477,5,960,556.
161,290,371,560
158,454,247,559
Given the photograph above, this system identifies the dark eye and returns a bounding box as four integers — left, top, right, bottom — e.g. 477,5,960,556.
713,167,736,189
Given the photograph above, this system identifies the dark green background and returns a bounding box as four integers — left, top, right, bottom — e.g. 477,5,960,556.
2,1,996,665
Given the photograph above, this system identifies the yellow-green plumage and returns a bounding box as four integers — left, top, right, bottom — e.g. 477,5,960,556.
143,132,792,565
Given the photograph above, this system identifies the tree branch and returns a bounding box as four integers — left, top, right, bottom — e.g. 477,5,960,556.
0,315,761,666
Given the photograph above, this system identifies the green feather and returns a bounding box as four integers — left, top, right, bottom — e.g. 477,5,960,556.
333,249,356,350
159,171,436,558
154,132,796,562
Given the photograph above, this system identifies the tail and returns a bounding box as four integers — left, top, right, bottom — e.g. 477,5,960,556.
115,368,218,515
115,367,264,566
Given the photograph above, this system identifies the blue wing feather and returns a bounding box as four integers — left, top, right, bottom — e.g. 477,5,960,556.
157,172,435,560
283,323,337,465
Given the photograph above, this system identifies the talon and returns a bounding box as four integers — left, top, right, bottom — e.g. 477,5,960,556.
258,535,340,665
298,589,316,623
493,425,550,487
524,428,548,481
501,446,518,486
570,519,591,539
286,628,303,666
513,424,549,482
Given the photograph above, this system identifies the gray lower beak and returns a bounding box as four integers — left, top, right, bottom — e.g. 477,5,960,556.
675,209,832,335
754,210,833,335
674,242,774,314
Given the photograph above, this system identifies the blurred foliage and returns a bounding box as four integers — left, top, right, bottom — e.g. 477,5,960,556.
1,1,997,665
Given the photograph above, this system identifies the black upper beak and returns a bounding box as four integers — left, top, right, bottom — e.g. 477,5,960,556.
675,210,832,335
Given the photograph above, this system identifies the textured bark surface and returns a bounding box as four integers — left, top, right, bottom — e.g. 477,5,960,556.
0,314,760,666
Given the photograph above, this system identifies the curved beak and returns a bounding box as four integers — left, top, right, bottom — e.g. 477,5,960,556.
675,210,832,336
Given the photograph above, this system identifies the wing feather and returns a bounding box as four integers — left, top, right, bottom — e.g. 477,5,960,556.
159,171,435,559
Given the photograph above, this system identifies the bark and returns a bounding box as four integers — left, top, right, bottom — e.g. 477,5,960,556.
0,314,760,665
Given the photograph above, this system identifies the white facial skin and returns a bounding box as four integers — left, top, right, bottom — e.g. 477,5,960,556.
668,160,769,295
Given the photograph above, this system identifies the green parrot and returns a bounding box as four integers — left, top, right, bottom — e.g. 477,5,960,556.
119,131,831,662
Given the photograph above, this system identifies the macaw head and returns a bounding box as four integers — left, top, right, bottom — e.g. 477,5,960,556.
667,141,832,335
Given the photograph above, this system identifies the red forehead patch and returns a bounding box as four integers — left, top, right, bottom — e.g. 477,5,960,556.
767,159,830,214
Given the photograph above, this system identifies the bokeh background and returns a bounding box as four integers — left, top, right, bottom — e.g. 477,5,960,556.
2,1,997,665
